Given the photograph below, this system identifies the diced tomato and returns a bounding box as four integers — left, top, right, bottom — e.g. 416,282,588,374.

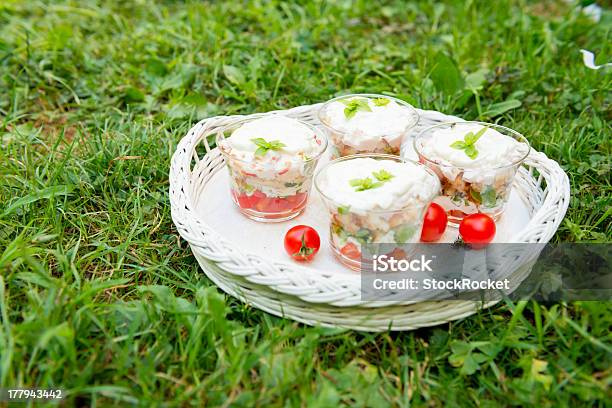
236,193,252,209
253,196,281,212
233,189,271,210
269,198,287,212
243,190,307,214
254,196,272,212
251,190,266,201
285,192,307,207
277,167,289,175
340,243,361,261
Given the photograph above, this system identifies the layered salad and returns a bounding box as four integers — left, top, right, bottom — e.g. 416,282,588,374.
318,94,419,158
415,122,530,223
218,115,327,221
315,155,439,269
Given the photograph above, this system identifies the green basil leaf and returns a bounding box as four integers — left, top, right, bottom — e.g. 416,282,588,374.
394,224,417,244
344,107,357,119
469,188,482,204
251,138,268,148
450,141,467,149
465,145,478,159
372,97,390,106
359,102,372,112
268,140,286,150
470,126,488,144
372,169,394,181
463,131,477,145
481,187,497,207
354,228,373,244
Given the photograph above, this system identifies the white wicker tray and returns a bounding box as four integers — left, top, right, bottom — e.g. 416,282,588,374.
169,104,570,331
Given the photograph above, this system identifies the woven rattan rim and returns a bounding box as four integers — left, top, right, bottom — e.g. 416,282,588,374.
169,103,570,317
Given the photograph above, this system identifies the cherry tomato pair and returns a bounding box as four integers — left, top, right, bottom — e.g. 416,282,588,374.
420,203,496,248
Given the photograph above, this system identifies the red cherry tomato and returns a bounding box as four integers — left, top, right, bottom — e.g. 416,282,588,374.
459,213,496,249
339,242,361,261
284,225,321,262
420,203,448,242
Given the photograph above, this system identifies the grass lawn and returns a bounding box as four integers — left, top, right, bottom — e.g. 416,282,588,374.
1,0,611,406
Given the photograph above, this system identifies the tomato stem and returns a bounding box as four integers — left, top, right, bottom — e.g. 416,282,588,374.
293,232,314,259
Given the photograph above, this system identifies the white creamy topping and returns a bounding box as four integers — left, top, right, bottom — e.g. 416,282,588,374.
226,116,319,156
420,124,528,168
321,97,416,149
318,158,439,211
220,116,322,179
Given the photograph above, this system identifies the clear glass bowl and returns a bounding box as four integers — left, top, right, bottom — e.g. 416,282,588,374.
413,121,530,225
314,154,440,271
216,115,328,222
317,94,419,159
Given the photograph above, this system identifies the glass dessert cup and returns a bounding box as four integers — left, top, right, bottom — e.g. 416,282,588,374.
317,94,419,159
413,121,530,225
217,116,328,222
314,154,440,271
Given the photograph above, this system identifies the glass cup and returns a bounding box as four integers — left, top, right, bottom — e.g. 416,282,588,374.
317,94,419,159
216,115,328,222
413,121,530,225
314,154,440,271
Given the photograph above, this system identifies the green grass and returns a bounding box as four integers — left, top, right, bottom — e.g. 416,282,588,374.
1,0,611,406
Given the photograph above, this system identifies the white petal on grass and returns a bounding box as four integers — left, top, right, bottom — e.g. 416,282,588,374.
580,50,612,70
582,4,602,22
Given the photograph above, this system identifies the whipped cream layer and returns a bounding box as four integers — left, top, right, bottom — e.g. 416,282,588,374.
220,116,323,179
318,158,439,212
321,97,417,149
420,123,528,169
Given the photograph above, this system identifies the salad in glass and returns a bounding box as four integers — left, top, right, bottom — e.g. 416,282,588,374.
217,115,327,222
315,154,440,270
413,121,530,224
318,94,419,159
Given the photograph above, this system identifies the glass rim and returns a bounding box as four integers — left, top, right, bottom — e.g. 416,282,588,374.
215,114,329,164
314,153,440,214
413,121,531,171
317,93,420,136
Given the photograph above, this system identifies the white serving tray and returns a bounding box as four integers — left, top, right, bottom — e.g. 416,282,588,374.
170,105,570,331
